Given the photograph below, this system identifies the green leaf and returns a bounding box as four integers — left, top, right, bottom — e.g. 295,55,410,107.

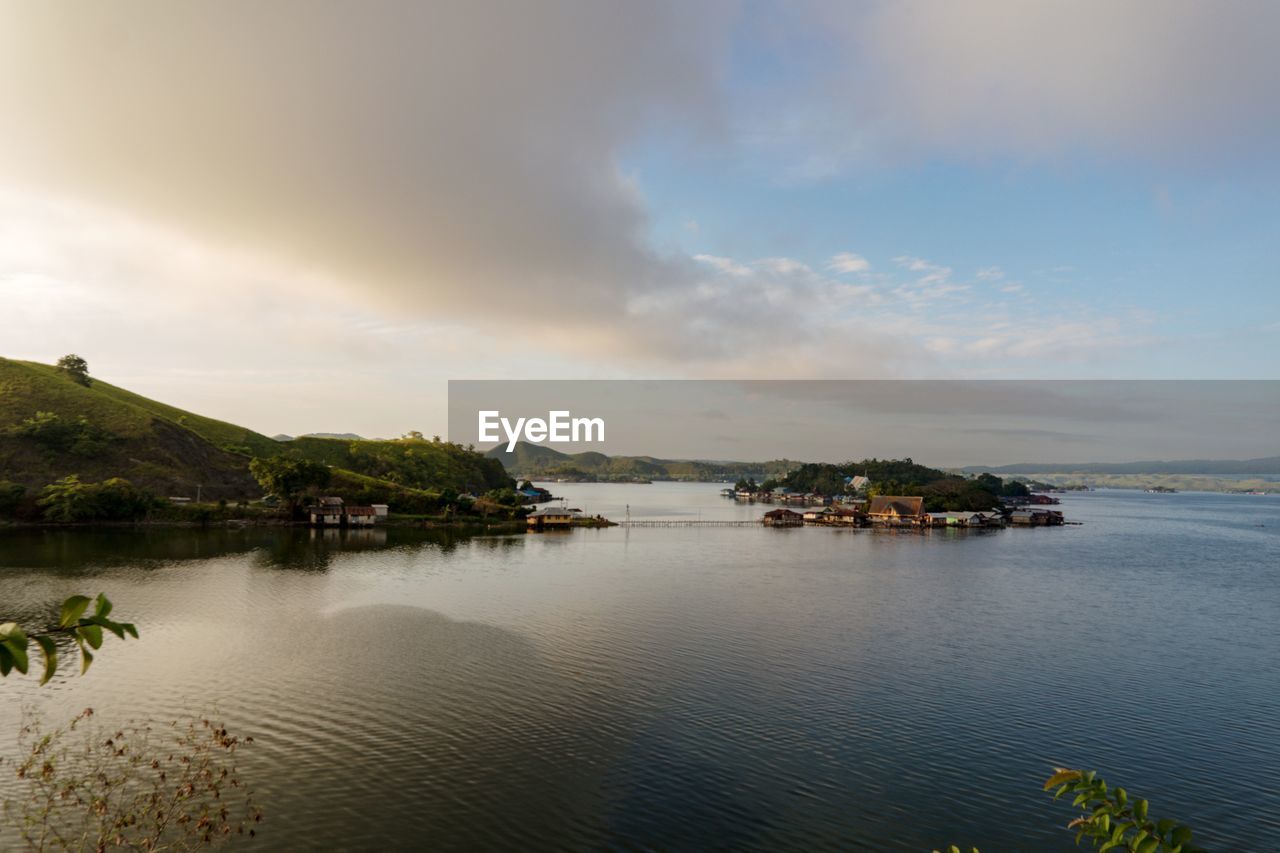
1114,787,1127,807
1156,819,1175,836
93,593,112,618
122,622,139,639
1171,826,1192,846
34,635,57,684
1044,769,1082,790
7,640,29,674
1133,799,1148,822
0,623,30,674
1136,838,1158,853
77,623,103,650
60,595,92,628
79,645,94,674
0,644,12,676
88,615,126,639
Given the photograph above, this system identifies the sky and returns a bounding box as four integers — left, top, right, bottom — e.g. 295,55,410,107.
1,1,1277,442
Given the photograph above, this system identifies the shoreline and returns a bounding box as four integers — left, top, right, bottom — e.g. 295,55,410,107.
0,516,530,533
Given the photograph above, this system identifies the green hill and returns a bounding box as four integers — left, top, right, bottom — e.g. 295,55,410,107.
0,358,511,507
0,357,277,499
485,441,799,482
285,435,511,494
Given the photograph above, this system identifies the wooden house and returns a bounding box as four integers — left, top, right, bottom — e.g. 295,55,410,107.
527,507,578,530
826,506,864,525
344,506,377,527
866,495,925,526
309,505,343,526
927,511,1000,528
1009,508,1065,526
762,508,803,527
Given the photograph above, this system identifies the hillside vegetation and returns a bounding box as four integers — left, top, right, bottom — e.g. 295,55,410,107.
287,435,511,494
0,357,268,499
767,459,1028,511
0,358,512,513
486,441,798,482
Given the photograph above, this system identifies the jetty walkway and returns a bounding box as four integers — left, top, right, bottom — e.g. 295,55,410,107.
617,519,757,527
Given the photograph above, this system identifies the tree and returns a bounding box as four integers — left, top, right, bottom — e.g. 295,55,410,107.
37,476,156,522
56,353,92,386
248,456,331,512
0,594,138,683
0,480,26,517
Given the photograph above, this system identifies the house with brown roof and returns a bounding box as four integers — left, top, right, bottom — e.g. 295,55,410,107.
527,506,578,530
344,506,378,527
865,495,925,525
762,508,803,527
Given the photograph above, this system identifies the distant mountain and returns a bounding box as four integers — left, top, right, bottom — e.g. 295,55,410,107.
275,432,366,441
962,457,1280,476
484,441,799,482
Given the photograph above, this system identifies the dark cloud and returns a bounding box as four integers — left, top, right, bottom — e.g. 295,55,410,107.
0,1,732,327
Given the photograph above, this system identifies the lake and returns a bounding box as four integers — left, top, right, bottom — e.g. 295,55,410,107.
1,485,1278,850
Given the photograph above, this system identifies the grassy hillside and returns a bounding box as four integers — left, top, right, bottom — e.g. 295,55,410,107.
288,435,512,494
1,359,280,456
0,358,509,508
0,357,273,499
485,442,799,482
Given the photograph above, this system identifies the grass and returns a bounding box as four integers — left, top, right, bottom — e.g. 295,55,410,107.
0,359,280,456
0,357,513,510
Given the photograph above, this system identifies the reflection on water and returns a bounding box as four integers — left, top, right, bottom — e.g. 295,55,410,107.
1,487,1278,851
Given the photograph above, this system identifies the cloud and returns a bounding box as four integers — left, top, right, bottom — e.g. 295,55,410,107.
694,254,752,276
759,257,811,276
772,1,1280,172
0,0,1240,413
0,1,735,336
827,252,870,274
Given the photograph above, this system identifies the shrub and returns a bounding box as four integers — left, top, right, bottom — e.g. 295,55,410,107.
37,476,157,523
9,411,115,457
4,708,262,848
0,480,26,517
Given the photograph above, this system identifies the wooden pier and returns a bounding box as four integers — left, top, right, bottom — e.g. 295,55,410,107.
617,519,758,527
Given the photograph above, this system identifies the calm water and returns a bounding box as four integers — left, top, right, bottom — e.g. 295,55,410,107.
1,485,1277,851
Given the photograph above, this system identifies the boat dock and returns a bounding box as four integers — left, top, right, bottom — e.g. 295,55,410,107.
618,519,758,527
